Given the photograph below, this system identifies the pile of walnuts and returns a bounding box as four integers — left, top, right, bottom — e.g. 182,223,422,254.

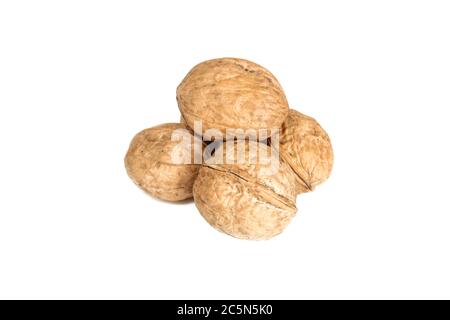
125,58,333,240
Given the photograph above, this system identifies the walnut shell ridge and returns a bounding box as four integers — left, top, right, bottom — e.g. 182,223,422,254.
125,123,202,201
177,58,289,139
193,141,297,240
278,109,333,194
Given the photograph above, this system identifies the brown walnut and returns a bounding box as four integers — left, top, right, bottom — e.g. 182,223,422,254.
278,109,333,194
177,58,289,139
125,123,201,201
193,140,297,240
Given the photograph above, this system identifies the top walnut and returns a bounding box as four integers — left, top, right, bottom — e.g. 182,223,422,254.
176,58,289,139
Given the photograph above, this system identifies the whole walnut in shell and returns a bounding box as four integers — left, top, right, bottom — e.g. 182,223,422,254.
177,58,289,139
278,110,333,194
125,123,202,201
193,140,297,240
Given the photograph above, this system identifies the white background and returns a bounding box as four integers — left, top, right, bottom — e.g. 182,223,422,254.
0,1,449,299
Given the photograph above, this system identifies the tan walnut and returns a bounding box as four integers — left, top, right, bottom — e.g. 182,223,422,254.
125,123,202,201
177,58,289,139
193,140,297,240
278,109,333,194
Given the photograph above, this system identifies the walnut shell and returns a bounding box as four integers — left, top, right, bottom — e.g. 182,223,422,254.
278,110,333,194
177,58,289,139
193,140,297,240
125,123,201,201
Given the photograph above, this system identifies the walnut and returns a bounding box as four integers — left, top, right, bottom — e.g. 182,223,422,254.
278,110,333,194
125,123,202,201
193,140,297,240
176,58,289,139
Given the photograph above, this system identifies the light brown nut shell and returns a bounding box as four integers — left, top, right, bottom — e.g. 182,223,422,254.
193,141,297,240
278,109,333,194
177,58,289,139
125,123,201,201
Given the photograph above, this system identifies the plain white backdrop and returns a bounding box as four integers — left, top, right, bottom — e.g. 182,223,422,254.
1,1,449,299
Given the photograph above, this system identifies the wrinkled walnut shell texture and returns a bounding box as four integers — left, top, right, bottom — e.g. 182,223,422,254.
177,58,289,138
193,141,297,240
125,123,200,201
279,110,333,194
